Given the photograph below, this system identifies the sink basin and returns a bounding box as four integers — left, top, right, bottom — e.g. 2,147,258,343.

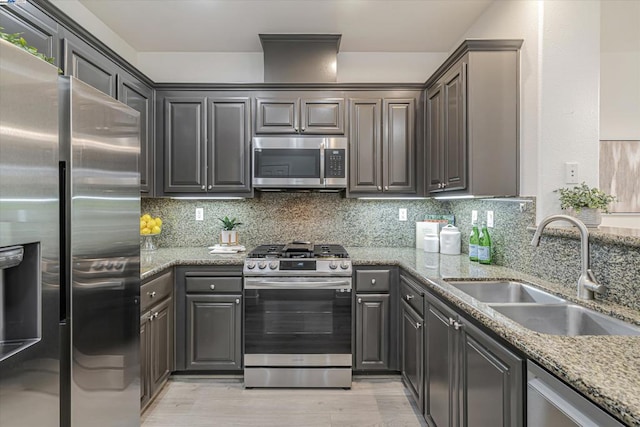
446,280,566,304
489,304,640,336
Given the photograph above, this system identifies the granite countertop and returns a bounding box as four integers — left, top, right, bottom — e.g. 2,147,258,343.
140,247,640,426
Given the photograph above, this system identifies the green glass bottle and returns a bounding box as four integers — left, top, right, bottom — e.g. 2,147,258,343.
478,222,492,265
469,222,480,262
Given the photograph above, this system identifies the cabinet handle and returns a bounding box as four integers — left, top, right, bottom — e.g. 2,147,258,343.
377,186,382,191
405,294,414,301
454,321,463,330
209,284,216,290
301,127,306,132
235,298,240,305
449,317,455,326
384,186,389,191
413,322,422,329
371,279,376,285
442,183,447,188
201,185,205,190
358,297,362,304
294,127,299,132
207,184,212,190
148,291,156,298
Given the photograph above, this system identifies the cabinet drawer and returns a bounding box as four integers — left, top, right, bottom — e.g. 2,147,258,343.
185,276,242,293
400,275,424,316
356,270,390,292
141,270,173,312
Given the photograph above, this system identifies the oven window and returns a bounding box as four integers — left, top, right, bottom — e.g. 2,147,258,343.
254,149,320,179
244,289,351,354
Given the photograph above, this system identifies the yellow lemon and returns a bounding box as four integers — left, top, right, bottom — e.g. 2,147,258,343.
142,214,152,222
154,217,162,227
152,225,161,235
140,220,147,230
146,219,156,228
141,227,151,235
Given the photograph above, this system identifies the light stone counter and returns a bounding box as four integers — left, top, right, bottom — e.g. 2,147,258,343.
141,246,640,426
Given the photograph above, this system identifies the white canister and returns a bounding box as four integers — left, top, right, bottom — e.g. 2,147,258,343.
423,234,439,253
439,224,461,255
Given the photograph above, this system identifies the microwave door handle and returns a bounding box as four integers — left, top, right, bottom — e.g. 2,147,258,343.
319,141,325,186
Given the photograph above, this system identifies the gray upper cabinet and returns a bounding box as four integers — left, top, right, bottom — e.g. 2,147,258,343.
207,98,251,192
161,94,251,195
349,97,416,195
425,40,522,197
163,97,207,193
63,32,118,97
117,74,154,195
255,97,344,135
0,3,59,67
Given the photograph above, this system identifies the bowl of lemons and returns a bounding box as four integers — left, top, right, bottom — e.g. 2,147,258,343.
140,214,163,251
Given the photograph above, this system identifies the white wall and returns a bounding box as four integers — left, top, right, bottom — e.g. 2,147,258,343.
50,0,138,66
600,0,640,140
459,0,601,223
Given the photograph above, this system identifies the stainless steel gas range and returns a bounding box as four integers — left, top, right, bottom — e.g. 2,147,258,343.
243,242,352,388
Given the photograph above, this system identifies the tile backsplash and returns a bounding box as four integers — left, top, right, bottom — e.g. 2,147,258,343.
142,194,640,310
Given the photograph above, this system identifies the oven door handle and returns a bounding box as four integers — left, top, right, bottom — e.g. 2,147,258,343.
245,280,352,290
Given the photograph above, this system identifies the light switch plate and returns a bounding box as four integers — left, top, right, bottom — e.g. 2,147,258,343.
195,208,204,221
487,211,494,228
399,208,408,221
472,210,478,223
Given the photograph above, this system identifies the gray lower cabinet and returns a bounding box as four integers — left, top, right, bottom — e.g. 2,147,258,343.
425,40,521,197
348,97,416,195
176,267,244,372
401,299,424,411
424,290,523,427
186,294,242,370
117,73,154,195
140,270,174,412
161,94,251,195
355,294,389,370
255,97,344,135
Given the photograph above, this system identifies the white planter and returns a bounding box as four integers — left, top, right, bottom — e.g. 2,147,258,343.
220,230,239,245
568,208,602,228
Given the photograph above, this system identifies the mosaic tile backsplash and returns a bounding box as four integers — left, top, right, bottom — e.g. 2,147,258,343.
142,194,640,310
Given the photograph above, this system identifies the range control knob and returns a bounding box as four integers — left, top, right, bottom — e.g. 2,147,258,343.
329,261,338,270
269,261,278,270
258,261,267,269
340,261,350,270
246,261,256,270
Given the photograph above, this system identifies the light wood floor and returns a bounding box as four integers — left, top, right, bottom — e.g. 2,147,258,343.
142,375,428,427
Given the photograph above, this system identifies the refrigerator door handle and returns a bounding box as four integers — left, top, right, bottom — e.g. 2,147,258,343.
59,161,69,324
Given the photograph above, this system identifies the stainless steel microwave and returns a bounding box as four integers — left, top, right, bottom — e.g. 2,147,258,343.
252,137,348,190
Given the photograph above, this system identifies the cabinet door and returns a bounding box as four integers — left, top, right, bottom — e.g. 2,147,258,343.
255,98,299,134
207,98,251,192
401,300,424,411
383,99,416,193
426,84,444,193
349,99,382,193
460,322,523,427
63,35,117,97
0,3,59,67
442,61,467,192
140,313,150,410
355,294,389,370
163,97,206,193
186,294,242,370
301,98,344,134
149,296,173,395
424,297,457,427
118,74,154,195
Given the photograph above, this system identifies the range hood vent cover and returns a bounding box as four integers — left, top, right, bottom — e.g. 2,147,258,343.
259,34,341,83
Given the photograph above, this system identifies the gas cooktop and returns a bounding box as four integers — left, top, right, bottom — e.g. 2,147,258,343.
247,242,349,259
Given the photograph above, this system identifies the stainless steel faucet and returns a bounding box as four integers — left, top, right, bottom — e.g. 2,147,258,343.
531,214,605,300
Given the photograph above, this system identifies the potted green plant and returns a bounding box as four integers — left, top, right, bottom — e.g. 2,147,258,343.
555,182,616,227
219,216,242,245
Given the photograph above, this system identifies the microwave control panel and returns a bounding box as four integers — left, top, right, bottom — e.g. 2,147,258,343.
325,149,346,178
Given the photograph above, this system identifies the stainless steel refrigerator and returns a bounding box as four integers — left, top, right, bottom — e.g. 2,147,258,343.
0,39,141,426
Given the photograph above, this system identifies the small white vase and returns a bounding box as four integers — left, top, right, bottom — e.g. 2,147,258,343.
220,230,239,245
569,208,602,228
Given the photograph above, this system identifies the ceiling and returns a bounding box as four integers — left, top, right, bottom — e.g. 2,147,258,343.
77,0,494,53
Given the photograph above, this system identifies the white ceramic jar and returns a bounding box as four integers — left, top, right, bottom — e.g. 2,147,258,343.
423,234,440,253
439,224,461,255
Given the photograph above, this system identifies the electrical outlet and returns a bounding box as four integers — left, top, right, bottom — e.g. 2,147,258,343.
565,162,579,184
399,208,407,221
195,208,204,221
487,210,494,228
472,210,478,223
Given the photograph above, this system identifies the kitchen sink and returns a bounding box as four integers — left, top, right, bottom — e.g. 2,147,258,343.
489,304,640,336
446,280,567,304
